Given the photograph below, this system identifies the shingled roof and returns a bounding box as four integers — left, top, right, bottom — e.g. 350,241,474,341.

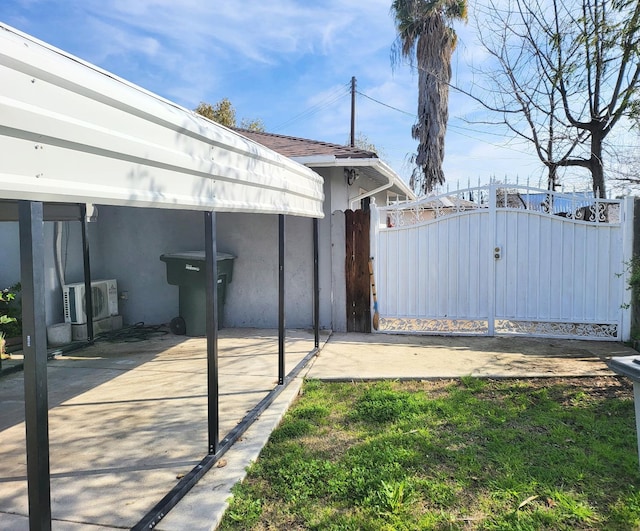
235,127,416,203
234,129,378,159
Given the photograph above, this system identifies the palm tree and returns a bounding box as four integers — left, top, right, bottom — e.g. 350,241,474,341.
392,0,467,194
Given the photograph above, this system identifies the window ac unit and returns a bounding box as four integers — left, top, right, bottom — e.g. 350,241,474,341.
63,279,118,324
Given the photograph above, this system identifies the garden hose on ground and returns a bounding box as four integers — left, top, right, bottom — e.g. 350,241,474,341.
95,322,168,343
0,323,170,378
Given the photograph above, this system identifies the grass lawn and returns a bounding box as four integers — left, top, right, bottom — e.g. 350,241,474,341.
219,376,640,530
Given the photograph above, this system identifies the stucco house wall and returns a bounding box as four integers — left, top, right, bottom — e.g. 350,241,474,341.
79,206,328,330
93,206,204,327
318,166,401,212
0,223,20,290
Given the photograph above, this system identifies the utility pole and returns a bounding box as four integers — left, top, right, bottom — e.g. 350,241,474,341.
350,76,356,147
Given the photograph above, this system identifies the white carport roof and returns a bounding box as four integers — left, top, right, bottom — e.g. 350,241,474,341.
0,23,324,218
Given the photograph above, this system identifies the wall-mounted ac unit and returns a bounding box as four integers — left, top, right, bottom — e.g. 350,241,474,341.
63,279,118,324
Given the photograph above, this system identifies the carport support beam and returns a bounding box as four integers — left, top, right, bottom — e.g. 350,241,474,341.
19,201,52,530
313,218,319,348
80,203,94,343
279,214,285,385
205,211,219,454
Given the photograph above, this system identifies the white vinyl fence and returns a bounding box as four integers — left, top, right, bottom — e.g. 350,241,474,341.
372,184,634,340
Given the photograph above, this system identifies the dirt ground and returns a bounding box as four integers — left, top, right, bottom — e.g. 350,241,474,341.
503,375,634,400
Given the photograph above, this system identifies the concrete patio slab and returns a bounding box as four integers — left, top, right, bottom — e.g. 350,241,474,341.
0,328,325,530
306,333,635,380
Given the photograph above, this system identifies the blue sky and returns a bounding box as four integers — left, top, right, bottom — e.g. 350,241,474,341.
1,0,570,193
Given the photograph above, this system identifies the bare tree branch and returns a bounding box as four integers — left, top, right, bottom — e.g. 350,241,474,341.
464,0,640,197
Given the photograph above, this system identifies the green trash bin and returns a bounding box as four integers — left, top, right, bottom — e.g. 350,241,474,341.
159,251,235,336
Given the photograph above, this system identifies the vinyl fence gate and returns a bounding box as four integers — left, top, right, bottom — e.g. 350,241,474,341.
372,184,634,341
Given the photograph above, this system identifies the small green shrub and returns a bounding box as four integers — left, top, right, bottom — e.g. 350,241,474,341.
269,418,314,443
368,479,416,515
0,283,22,337
352,382,425,423
292,404,330,422
626,256,640,303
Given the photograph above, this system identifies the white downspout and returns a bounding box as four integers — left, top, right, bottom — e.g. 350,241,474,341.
290,155,414,209
54,222,65,288
349,179,393,210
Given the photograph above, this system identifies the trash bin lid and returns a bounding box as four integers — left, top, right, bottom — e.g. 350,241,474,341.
609,356,640,381
160,251,235,262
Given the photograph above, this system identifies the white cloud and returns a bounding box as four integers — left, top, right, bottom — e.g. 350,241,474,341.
86,18,161,61
77,0,395,65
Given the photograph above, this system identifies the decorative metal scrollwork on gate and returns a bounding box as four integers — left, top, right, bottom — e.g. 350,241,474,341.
494,320,618,339
382,184,619,228
378,317,489,335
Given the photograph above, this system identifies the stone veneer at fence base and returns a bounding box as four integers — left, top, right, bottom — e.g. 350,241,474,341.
378,317,618,338
378,318,489,335
494,320,618,338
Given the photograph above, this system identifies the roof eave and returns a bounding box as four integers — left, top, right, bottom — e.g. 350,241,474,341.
292,155,415,200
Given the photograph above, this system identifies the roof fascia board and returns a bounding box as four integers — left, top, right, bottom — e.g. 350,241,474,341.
290,155,338,166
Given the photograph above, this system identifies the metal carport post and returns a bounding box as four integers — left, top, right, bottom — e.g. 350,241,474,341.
13,201,97,531
79,204,94,343
205,211,219,454
19,200,52,531
313,217,319,348
279,214,285,385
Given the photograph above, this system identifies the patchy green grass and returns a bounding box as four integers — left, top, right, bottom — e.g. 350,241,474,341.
219,377,640,530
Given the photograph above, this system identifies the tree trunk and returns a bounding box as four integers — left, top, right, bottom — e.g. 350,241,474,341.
411,19,453,194
591,131,606,198
547,164,558,191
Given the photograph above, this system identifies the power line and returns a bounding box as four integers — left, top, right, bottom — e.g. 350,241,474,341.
355,86,534,155
356,86,506,137
270,76,552,162
356,90,415,117
272,82,351,132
